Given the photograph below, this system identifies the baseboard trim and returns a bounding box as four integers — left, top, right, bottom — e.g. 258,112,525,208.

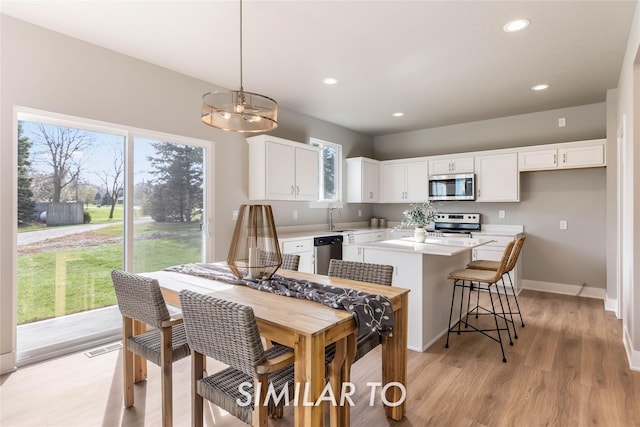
623,326,640,372
522,279,605,300
604,297,620,317
1,351,17,375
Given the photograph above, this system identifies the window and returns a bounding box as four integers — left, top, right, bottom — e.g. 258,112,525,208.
310,138,342,202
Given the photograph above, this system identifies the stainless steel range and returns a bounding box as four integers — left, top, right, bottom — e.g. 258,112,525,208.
429,213,481,237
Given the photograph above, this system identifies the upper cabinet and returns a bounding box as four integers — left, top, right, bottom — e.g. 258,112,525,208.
429,156,474,175
346,157,380,203
247,135,320,201
475,152,519,202
518,139,605,171
380,159,428,203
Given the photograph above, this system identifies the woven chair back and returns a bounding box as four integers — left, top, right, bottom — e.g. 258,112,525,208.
179,290,266,378
111,270,170,329
505,235,526,273
328,259,393,286
494,239,516,279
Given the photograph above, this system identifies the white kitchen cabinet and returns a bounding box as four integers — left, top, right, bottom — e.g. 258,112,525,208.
380,159,428,203
342,230,388,261
475,152,519,202
247,135,320,201
281,238,315,274
346,157,380,203
429,156,474,175
518,139,605,172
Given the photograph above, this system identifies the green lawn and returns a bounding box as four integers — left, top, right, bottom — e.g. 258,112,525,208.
17,220,203,324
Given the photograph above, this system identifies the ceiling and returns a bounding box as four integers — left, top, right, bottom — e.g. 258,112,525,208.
1,0,637,136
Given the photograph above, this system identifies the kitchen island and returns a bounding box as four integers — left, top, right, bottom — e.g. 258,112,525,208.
360,236,493,352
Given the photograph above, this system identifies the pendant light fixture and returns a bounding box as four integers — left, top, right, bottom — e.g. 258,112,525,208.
201,0,278,132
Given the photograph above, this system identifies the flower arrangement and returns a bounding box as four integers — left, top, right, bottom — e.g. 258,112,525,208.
397,201,439,229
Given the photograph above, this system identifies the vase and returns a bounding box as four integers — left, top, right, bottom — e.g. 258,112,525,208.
414,227,427,243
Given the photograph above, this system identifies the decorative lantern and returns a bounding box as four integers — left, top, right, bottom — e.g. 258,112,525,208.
227,204,282,280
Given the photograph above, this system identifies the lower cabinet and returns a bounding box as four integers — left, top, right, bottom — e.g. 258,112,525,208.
280,238,315,274
342,230,388,262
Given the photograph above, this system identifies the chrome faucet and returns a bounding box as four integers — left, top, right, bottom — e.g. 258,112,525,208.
329,207,337,231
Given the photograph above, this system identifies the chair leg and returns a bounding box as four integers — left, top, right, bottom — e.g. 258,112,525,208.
192,351,204,427
493,283,513,346
456,280,466,335
161,327,173,427
488,289,507,363
122,317,134,408
507,272,525,327
500,276,518,339
253,376,269,427
133,320,147,383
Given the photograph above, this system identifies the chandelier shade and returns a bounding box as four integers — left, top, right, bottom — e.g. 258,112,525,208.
227,204,282,280
201,90,278,133
201,0,278,133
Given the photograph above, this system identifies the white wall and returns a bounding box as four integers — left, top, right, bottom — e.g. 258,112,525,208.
0,15,373,373
614,0,640,369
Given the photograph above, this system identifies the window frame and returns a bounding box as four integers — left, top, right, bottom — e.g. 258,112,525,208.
309,137,343,204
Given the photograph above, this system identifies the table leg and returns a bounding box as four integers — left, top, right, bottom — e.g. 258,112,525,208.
336,333,356,427
294,333,325,427
381,292,408,421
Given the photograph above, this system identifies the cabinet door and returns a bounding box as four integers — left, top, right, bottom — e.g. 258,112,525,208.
475,152,519,202
298,251,315,274
405,161,428,202
450,157,474,173
342,245,362,262
518,149,558,171
362,160,380,202
381,163,407,202
266,142,296,200
294,146,320,200
429,158,453,175
559,144,605,169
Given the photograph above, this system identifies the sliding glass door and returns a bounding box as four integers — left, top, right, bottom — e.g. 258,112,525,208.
15,112,210,364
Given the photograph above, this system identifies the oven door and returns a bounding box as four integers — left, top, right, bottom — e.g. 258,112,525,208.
428,174,475,201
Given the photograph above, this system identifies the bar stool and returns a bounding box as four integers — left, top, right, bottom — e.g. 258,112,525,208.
467,235,526,330
446,240,515,363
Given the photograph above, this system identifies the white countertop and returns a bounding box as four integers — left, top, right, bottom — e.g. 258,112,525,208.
360,237,494,256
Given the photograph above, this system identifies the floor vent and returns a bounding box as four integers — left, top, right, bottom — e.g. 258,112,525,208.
84,342,122,358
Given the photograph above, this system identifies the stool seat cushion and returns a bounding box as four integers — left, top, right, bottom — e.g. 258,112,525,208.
466,260,500,271
448,268,500,283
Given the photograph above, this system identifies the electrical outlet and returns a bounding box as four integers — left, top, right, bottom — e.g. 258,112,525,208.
293,210,298,220
232,210,238,221
560,220,568,230
358,209,362,217
558,117,566,127
498,210,505,219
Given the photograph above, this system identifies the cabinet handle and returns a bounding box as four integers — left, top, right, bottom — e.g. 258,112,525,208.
553,153,557,165
563,153,567,164
296,185,300,195
290,185,294,195
369,191,373,199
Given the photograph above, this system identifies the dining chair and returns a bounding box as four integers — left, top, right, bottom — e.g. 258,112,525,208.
466,235,526,329
446,239,515,362
260,251,301,272
327,259,394,360
111,270,190,427
179,289,295,427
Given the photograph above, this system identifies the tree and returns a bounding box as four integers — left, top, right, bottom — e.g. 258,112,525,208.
17,122,35,224
96,148,124,219
32,124,92,203
147,142,203,222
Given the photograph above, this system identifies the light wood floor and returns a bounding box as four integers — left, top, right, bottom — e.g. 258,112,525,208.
1,290,639,426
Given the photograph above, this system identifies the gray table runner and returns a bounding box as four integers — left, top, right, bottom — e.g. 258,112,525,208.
164,263,396,337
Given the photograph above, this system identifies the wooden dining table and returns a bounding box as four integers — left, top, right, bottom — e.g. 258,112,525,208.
140,267,409,427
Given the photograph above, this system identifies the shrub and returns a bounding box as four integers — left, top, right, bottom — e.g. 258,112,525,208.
83,211,92,224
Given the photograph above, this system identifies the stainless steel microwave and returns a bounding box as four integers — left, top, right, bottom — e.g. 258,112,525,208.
428,173,475,201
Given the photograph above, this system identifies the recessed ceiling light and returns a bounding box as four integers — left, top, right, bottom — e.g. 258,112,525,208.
531,84,549,91
503,19,530,33
392,112,404,117
322,77,338,85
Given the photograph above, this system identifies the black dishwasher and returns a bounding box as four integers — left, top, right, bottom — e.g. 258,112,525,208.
314,235,343,275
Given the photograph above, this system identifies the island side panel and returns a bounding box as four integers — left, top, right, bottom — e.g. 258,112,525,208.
362,247,471,352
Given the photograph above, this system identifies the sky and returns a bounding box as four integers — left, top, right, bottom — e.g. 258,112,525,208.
20,120,158,188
